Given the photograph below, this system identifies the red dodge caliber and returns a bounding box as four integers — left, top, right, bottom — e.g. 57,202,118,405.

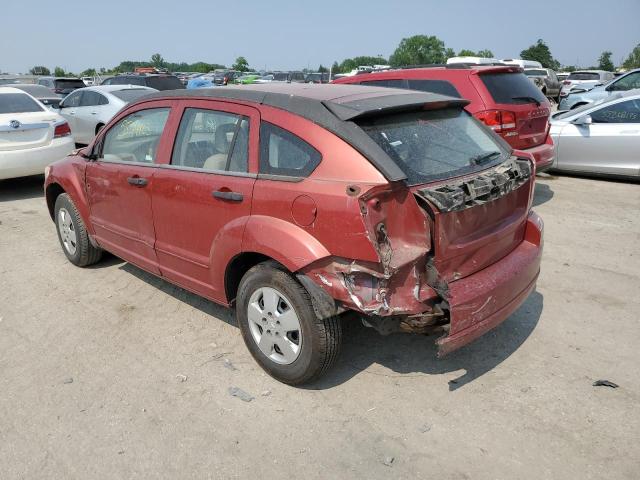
44,84,543,385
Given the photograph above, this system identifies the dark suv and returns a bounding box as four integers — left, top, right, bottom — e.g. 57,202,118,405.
37,77,86,97
334,65,555,171
102,74,184,91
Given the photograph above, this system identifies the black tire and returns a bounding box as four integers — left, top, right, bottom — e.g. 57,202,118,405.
236,262,342,385
54,193,102,267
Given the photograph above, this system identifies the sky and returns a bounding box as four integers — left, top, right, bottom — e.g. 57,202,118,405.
2,0,639,74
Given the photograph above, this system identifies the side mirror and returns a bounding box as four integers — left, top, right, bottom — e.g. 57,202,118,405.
572,115,593,126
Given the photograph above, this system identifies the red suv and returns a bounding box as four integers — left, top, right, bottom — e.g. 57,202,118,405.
334,65,555,171
44,84,543,385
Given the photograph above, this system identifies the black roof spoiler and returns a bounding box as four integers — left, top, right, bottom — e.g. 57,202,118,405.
322,93,470,121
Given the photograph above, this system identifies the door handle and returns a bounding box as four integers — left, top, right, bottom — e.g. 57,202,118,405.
91,112,97,115
212,190,243,202
127,176,148,187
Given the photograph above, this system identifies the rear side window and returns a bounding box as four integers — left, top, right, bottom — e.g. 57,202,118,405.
480,72,547,105
259,122,321,178
567,72,600,81
112,77,146,86
0,93,44,113
407,79,461,98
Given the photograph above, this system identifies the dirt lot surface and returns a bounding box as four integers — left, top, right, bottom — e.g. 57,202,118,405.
1,174,639,479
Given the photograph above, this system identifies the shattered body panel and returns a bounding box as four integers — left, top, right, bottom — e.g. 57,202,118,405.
301,157,541,355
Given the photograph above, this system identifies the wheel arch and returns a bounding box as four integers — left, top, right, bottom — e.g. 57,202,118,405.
45,182,65,220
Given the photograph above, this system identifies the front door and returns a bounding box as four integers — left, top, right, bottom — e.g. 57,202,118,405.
151,101,259,302
86,106,173,274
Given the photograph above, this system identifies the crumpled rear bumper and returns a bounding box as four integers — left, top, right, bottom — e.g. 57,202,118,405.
437,211,543,356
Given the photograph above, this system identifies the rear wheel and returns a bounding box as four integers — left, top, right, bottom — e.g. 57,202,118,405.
54,193,102,267
236,262,341,385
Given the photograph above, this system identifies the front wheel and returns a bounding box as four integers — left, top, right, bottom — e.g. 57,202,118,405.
236,263,342,385
54,193,102,267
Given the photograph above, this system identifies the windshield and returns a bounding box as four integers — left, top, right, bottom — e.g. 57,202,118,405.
111,89,154,102
357,108,510,185
480,72,547,105
567,72,600,81
0,92,44,113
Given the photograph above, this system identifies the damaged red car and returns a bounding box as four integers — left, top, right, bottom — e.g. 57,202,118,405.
44,84,543,385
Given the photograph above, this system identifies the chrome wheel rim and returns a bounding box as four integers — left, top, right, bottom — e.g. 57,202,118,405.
58,208,77,255
247,287,302,365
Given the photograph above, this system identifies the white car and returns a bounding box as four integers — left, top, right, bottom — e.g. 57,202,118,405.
559,70,615,99
58,85,157,145
0,87,74,180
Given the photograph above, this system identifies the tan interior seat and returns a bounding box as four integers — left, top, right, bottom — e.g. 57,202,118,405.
203,123,236,171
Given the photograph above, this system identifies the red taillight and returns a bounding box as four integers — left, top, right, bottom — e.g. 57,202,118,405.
562,80,571,85
54,122,71,138
473,110,517,134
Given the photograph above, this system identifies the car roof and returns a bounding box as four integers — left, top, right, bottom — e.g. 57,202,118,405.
140,83,469,182
144,83,468,120
0,86,33,94
5,83,59,97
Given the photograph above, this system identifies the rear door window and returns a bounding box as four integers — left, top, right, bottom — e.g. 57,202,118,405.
61,91,83,108
479,72,547,105
80,91,108,106
259,122,321,178
407,79,461,98
0,93,44,113
171,108,249,172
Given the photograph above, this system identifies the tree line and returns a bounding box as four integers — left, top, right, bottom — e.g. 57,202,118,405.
28,37,640,77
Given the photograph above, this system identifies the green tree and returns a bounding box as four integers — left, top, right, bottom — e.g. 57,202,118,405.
29,66,50,75
389,35,446,66
317,64,328,73
622,43,640,69
562,65,577,72
520,39,560,70
458,49,476,57
81,68,96,77
54,66,66,77
444,48,456,59
597,51,614,71
331,61,340,73
151,53,165,68
232,56,250,72
477,49,495,58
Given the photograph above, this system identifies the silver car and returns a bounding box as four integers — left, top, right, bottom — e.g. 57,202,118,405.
558,68,640,110
524,68,561,101
58,85,156,144
559,70,615,100
549,91,640,179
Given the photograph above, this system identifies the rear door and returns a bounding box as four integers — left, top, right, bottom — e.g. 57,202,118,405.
86,104,173,273
557,99,640,176
151,100,259,301
475,71,550,150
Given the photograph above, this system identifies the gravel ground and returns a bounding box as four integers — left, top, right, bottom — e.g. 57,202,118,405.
0,173,639,479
